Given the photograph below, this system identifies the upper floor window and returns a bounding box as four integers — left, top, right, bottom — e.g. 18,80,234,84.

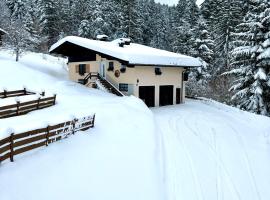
108,62,114,71
120,65,126,73
155,67,162,75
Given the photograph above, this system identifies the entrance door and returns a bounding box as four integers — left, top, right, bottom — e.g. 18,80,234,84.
159,85,174,106
176,88,181,104
139,86,155,107
99,62,106,78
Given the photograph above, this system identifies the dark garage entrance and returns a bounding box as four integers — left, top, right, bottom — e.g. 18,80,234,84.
159,85,174,106
139,86,155,107
176,88,181,104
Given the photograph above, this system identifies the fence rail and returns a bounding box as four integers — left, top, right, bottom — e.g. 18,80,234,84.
0,115,95,164
0,88,38,99
0,95,56,119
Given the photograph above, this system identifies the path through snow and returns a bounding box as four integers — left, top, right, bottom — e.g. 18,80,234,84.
152,100,270,200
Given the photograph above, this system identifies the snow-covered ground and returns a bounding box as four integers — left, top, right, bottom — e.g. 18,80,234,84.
0,50,270,200
153,101,270,200
0,51,163,200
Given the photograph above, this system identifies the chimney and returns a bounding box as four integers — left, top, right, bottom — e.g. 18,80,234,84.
123,38,131,45
118,38,131,47
96,34,108,41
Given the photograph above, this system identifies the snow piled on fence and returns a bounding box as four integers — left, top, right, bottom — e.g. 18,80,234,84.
0,50,163,200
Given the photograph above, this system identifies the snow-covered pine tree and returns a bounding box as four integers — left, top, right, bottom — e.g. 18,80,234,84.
38,0,60,48
0,0,10,28
226,0,270,115
149,4,170,50
201,0,247,102
102,0,122,40
214,0,245,71
186,18,214,98
140,0,157,45
202,0,247,73
171,0,200,55
24,0,47,51
118,0,143,42
5,0,26,20
259,4,270,112
192,18,214,81
78,20,92,38
89,0,110,38
78,0,118,40
57,0,77,36
72,0,91,25
172,19,193,55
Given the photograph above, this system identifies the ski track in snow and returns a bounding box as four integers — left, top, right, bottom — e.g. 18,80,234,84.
153,100,270,200
183,112,242,200
180,113,240,200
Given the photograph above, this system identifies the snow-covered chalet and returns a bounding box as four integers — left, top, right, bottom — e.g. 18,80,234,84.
50,36,201,107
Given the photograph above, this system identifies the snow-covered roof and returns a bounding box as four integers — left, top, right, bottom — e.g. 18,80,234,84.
49,36,202,67
0,28,7,35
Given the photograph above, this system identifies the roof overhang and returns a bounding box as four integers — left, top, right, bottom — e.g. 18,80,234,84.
50,41,129,65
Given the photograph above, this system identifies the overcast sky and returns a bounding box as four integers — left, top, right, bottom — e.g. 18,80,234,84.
155,0,204,6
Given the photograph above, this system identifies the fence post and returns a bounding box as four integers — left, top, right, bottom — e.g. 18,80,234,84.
41,91,45,96
91,114,95,128
10,133,14,162
16,101,20,116
3,89,7,98
23,88,27,95
37,97,41,109
53,94,57,105
46,126,50,146
72,119,76,135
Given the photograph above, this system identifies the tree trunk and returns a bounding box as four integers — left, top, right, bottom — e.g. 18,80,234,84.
15,49,19,62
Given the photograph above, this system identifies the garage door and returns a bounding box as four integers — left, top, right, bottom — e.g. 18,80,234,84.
139,86,155,107
160,85,174,106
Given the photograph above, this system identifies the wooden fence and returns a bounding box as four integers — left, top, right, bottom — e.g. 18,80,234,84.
0,115,95,164
0,95,56,119
0,88,38,99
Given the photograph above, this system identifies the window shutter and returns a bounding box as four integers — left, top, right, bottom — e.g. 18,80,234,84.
86,64,90,73
75,65,79,73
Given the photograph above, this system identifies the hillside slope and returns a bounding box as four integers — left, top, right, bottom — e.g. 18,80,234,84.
153,100,270,200
0,51,164,200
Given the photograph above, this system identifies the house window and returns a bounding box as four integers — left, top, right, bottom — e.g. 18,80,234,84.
78,64,86,76
119,83,128,92
120,65,126,73
108,62,114,71
155,67,162,75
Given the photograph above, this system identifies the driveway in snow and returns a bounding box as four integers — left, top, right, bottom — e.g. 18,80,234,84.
152,99,270,200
